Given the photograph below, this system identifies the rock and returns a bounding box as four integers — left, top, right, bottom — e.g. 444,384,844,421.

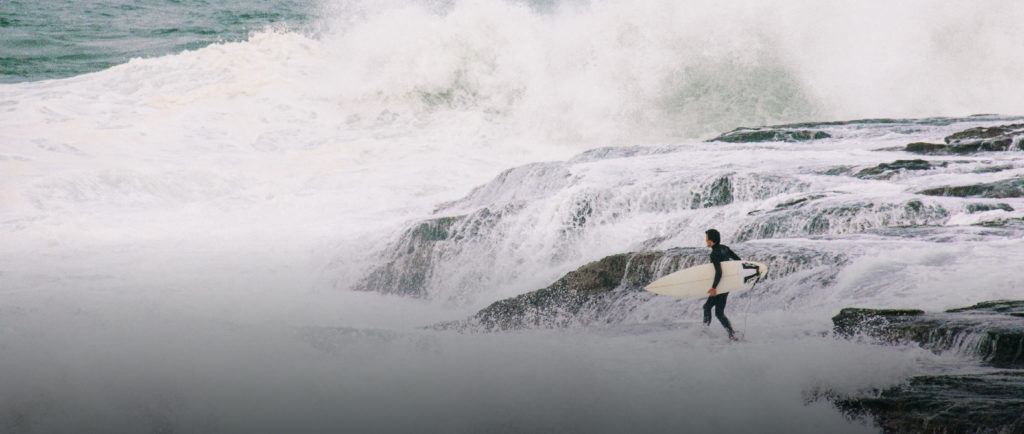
735,199,950,242
690,176,733,208
713,117,1022,146
446,252,655,331
904,142,955,155
770,194,830,211
832,300,1024,368
973,164,1015,174
904,123,1024,155
947,300,1024,315
854,159,945,179
354,216,464,297
436,245,848,332
833,371,1024,434
973,217,1024,228
966,203,1015,213
945,123,1024,152
357,169,808,299
831,308,925,341
709,128,831,143
831,301,1024,432
354,204,523,298
918,177,1024,199
821,166,854,176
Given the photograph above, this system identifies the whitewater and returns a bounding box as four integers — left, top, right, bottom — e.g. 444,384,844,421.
2,0,1024,432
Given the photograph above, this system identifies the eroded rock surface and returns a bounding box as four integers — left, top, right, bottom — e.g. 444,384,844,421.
709,128,831,143
854,159,945,180
833,371,1024,434
831,300,1024,432
904,123,1024,155
918,177,1024,199
833,300,1024,367
437,245,846,332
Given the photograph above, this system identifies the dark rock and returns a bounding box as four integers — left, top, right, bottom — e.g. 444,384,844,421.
772,194,829,210
973,217,1024,228
854,159,945,179
781,115,1020,128
832,300,1024,368
691,176,733,208
973,164,1015,174
905,123,1024,155
735,199,949,242
721,116,1020,135
451,253,653,331
830,301,1024,432
832,308,925,341
709,128,830,143
821,166,854,176
833,371,1024,434
437,245,848,332
944,123,1024,152
947,300,1024,314
918,177,1024,199
967,203,1014,213
904,142,954,155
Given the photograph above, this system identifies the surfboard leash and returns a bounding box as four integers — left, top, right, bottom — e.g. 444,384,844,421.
741,271,763,338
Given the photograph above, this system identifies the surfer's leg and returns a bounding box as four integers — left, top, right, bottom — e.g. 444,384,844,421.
714,293,734,336
702,297,714,325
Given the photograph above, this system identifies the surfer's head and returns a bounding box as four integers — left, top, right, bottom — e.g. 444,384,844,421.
705,229,720,246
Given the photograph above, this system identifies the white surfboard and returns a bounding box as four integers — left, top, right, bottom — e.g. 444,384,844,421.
644,261,767,298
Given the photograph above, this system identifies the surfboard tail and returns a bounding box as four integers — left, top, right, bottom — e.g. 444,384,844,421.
742,262,764,284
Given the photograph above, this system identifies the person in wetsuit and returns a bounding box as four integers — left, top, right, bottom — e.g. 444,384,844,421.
704,229,740,340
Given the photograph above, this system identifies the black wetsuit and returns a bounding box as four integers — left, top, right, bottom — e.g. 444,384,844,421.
704,244,740,336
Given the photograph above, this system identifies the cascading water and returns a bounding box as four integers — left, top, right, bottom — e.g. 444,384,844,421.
359,117,1024,306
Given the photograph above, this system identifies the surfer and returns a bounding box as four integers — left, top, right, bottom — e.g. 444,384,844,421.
705,229,740,340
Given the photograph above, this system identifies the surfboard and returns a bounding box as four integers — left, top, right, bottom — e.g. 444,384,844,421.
644,261,767,298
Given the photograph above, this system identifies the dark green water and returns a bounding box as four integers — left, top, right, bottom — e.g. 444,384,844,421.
0,0,315,83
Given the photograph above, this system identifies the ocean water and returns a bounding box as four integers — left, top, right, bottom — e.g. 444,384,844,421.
2,0,1024,432
0,0,316,83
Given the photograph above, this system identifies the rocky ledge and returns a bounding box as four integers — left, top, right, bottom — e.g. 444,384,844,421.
831,300,1024,433
435,252,660,331
905,123,1024,155
709,127,831,143
833,300,1024,368
434,245,846,332
918,177,1024,199
832,371,1024,434
853,159,946,180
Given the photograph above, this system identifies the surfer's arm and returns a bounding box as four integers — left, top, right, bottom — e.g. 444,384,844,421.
711,259,723,290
